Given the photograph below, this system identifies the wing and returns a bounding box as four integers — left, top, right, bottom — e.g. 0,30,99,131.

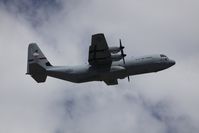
88,33,112,67
104,79,118,85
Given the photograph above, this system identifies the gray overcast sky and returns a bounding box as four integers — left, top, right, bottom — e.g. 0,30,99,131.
0,0,199,133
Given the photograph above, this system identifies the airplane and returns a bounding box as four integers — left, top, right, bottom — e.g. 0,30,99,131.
27,33,175,85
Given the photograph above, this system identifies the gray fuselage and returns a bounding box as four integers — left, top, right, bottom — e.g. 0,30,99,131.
46,54,175,83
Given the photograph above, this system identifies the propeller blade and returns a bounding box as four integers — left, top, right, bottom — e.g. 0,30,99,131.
119,39,124,49
120,39,122,46
127,76,130,82
119,39,126,64
120,39,130,82
122,57,125,64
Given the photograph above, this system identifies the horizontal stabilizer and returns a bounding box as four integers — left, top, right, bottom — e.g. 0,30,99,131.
29,63,47,83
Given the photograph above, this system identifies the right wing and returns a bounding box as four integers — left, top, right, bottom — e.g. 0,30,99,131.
88,33,112,67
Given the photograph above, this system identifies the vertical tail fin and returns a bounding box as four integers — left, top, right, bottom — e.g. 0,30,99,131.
27,43,52,83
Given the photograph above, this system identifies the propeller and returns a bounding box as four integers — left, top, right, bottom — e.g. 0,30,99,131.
127,76,130,82
119,39,130,82
119,39,126,64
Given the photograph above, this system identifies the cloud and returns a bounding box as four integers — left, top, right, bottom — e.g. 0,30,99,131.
0,0,199,133
0,0,62,26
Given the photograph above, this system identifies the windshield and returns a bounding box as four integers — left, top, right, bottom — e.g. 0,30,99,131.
160,54,167,58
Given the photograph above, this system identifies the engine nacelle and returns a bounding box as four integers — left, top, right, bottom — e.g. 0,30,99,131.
109,47,121,54
111,54,125,61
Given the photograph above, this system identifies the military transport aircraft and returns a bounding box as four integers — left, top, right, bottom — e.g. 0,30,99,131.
27,33,175,85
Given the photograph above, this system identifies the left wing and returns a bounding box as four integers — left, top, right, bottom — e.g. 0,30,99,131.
88,33,112,67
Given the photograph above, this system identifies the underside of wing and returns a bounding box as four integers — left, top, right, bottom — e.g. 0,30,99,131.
104,79,118,85
88,33,112,67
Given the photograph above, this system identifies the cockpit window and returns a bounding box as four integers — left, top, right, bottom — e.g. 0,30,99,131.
160,54,167,58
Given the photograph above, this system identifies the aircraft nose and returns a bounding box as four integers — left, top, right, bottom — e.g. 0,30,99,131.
170,60,176,66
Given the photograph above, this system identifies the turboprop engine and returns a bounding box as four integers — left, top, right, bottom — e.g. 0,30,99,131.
110,39,130,81
111,53,126,61
109,47,121,54
109,40,126,61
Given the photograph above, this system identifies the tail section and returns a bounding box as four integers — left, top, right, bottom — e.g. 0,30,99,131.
27,43,52,83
